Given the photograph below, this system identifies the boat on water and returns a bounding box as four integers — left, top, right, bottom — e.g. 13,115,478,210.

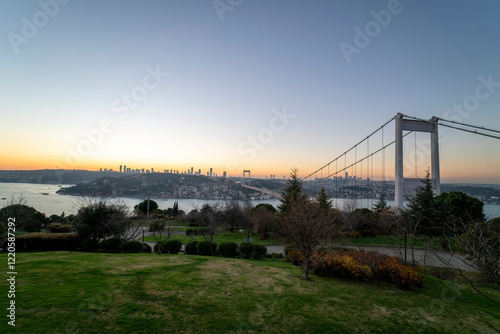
1,198,6,200
42,193,49,195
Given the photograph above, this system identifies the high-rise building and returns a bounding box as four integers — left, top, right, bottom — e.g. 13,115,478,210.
210,168,213,177
119,165,122,173
151,168,154,173
223,171,226,178
124,165,127,173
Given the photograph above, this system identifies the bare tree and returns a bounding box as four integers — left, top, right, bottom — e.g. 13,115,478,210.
434,217,500,332
394,208,422,265
341,199,361,232
276,199,338,280
252,206,276,240
147,218,177,255
197,203,223,256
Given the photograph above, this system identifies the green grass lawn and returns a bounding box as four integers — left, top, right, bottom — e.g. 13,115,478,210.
142,230,280,246
1,252,499,333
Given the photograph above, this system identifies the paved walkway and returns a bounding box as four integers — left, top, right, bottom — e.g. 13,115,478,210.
132,227,476,272
264,244,476,271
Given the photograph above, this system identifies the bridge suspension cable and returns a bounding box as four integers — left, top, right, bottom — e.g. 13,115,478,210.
400,114,500,140
302,116,396,181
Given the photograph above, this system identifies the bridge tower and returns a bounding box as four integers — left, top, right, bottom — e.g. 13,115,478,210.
243,170,251,186
395,113,440,209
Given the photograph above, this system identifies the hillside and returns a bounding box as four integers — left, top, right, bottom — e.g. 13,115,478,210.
56,173,284,200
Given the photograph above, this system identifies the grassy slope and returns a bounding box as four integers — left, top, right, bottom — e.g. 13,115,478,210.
0,252,498,334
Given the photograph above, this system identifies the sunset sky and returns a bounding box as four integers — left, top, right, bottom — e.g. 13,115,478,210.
1,0,499,183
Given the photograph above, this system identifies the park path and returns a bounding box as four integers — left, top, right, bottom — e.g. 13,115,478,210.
265,244,477,271
131,227,476,272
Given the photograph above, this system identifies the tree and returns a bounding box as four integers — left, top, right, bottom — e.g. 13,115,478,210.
197,203,223,256
148,218,176,255
372,194,388,213
72,197,129,250
223,201,245,233
172,201,179,217
435,191,485,234
0,195,48,233
404,169,440,236
276,199,338,280
252,206,276,240
278,167,307,214
435,216,499,331
253,203,277,213
316,187,332,213
134,199,159,216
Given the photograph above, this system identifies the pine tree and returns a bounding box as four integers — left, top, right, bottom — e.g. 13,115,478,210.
278,167,307,214
372,194,388,213
404,168,439,235
316,187,332,212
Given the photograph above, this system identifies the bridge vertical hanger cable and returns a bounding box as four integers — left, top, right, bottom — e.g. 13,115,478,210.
367,137,370,208
344,153,347,200
414,131,417,178
335,158,338,208
382,125,385,197
354,145,357,203
361,151,363,208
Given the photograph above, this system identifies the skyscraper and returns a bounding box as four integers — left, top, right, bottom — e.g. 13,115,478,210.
119,165,122,173
210,168,213,177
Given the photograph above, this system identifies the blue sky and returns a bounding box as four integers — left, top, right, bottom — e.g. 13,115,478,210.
1,0,499,183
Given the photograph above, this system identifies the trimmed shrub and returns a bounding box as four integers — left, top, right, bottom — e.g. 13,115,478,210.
15,232,79,251
197,241,217,256
142,243,152,253
163,239,182,254
218,242,238,258
185,241,198,255
253,244,267,260
99,237,124,253
239,242,255,259
284,245,296,262
48,223,72,233
290,249,426,289
266,253,284,259
376,257,426,289
80,239,98,252
287,250,303,266
120,240,143,253
185,228,194,236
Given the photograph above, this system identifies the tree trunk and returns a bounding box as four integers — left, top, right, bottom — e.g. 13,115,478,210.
304,257,310,280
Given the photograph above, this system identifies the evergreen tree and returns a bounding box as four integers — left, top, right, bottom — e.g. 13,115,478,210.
316,187,332,212
372,194,388,213
172,201,179,217
404,169,439,235
278,167,307,214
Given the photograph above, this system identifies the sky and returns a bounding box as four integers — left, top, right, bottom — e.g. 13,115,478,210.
1,0,499,183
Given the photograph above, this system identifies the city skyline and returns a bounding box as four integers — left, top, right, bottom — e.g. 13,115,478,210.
1,1,499,183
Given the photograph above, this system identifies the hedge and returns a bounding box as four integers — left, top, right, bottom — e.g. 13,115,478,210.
16,233,79,251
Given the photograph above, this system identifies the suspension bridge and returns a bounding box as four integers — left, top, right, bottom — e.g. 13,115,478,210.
299,113,500,210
